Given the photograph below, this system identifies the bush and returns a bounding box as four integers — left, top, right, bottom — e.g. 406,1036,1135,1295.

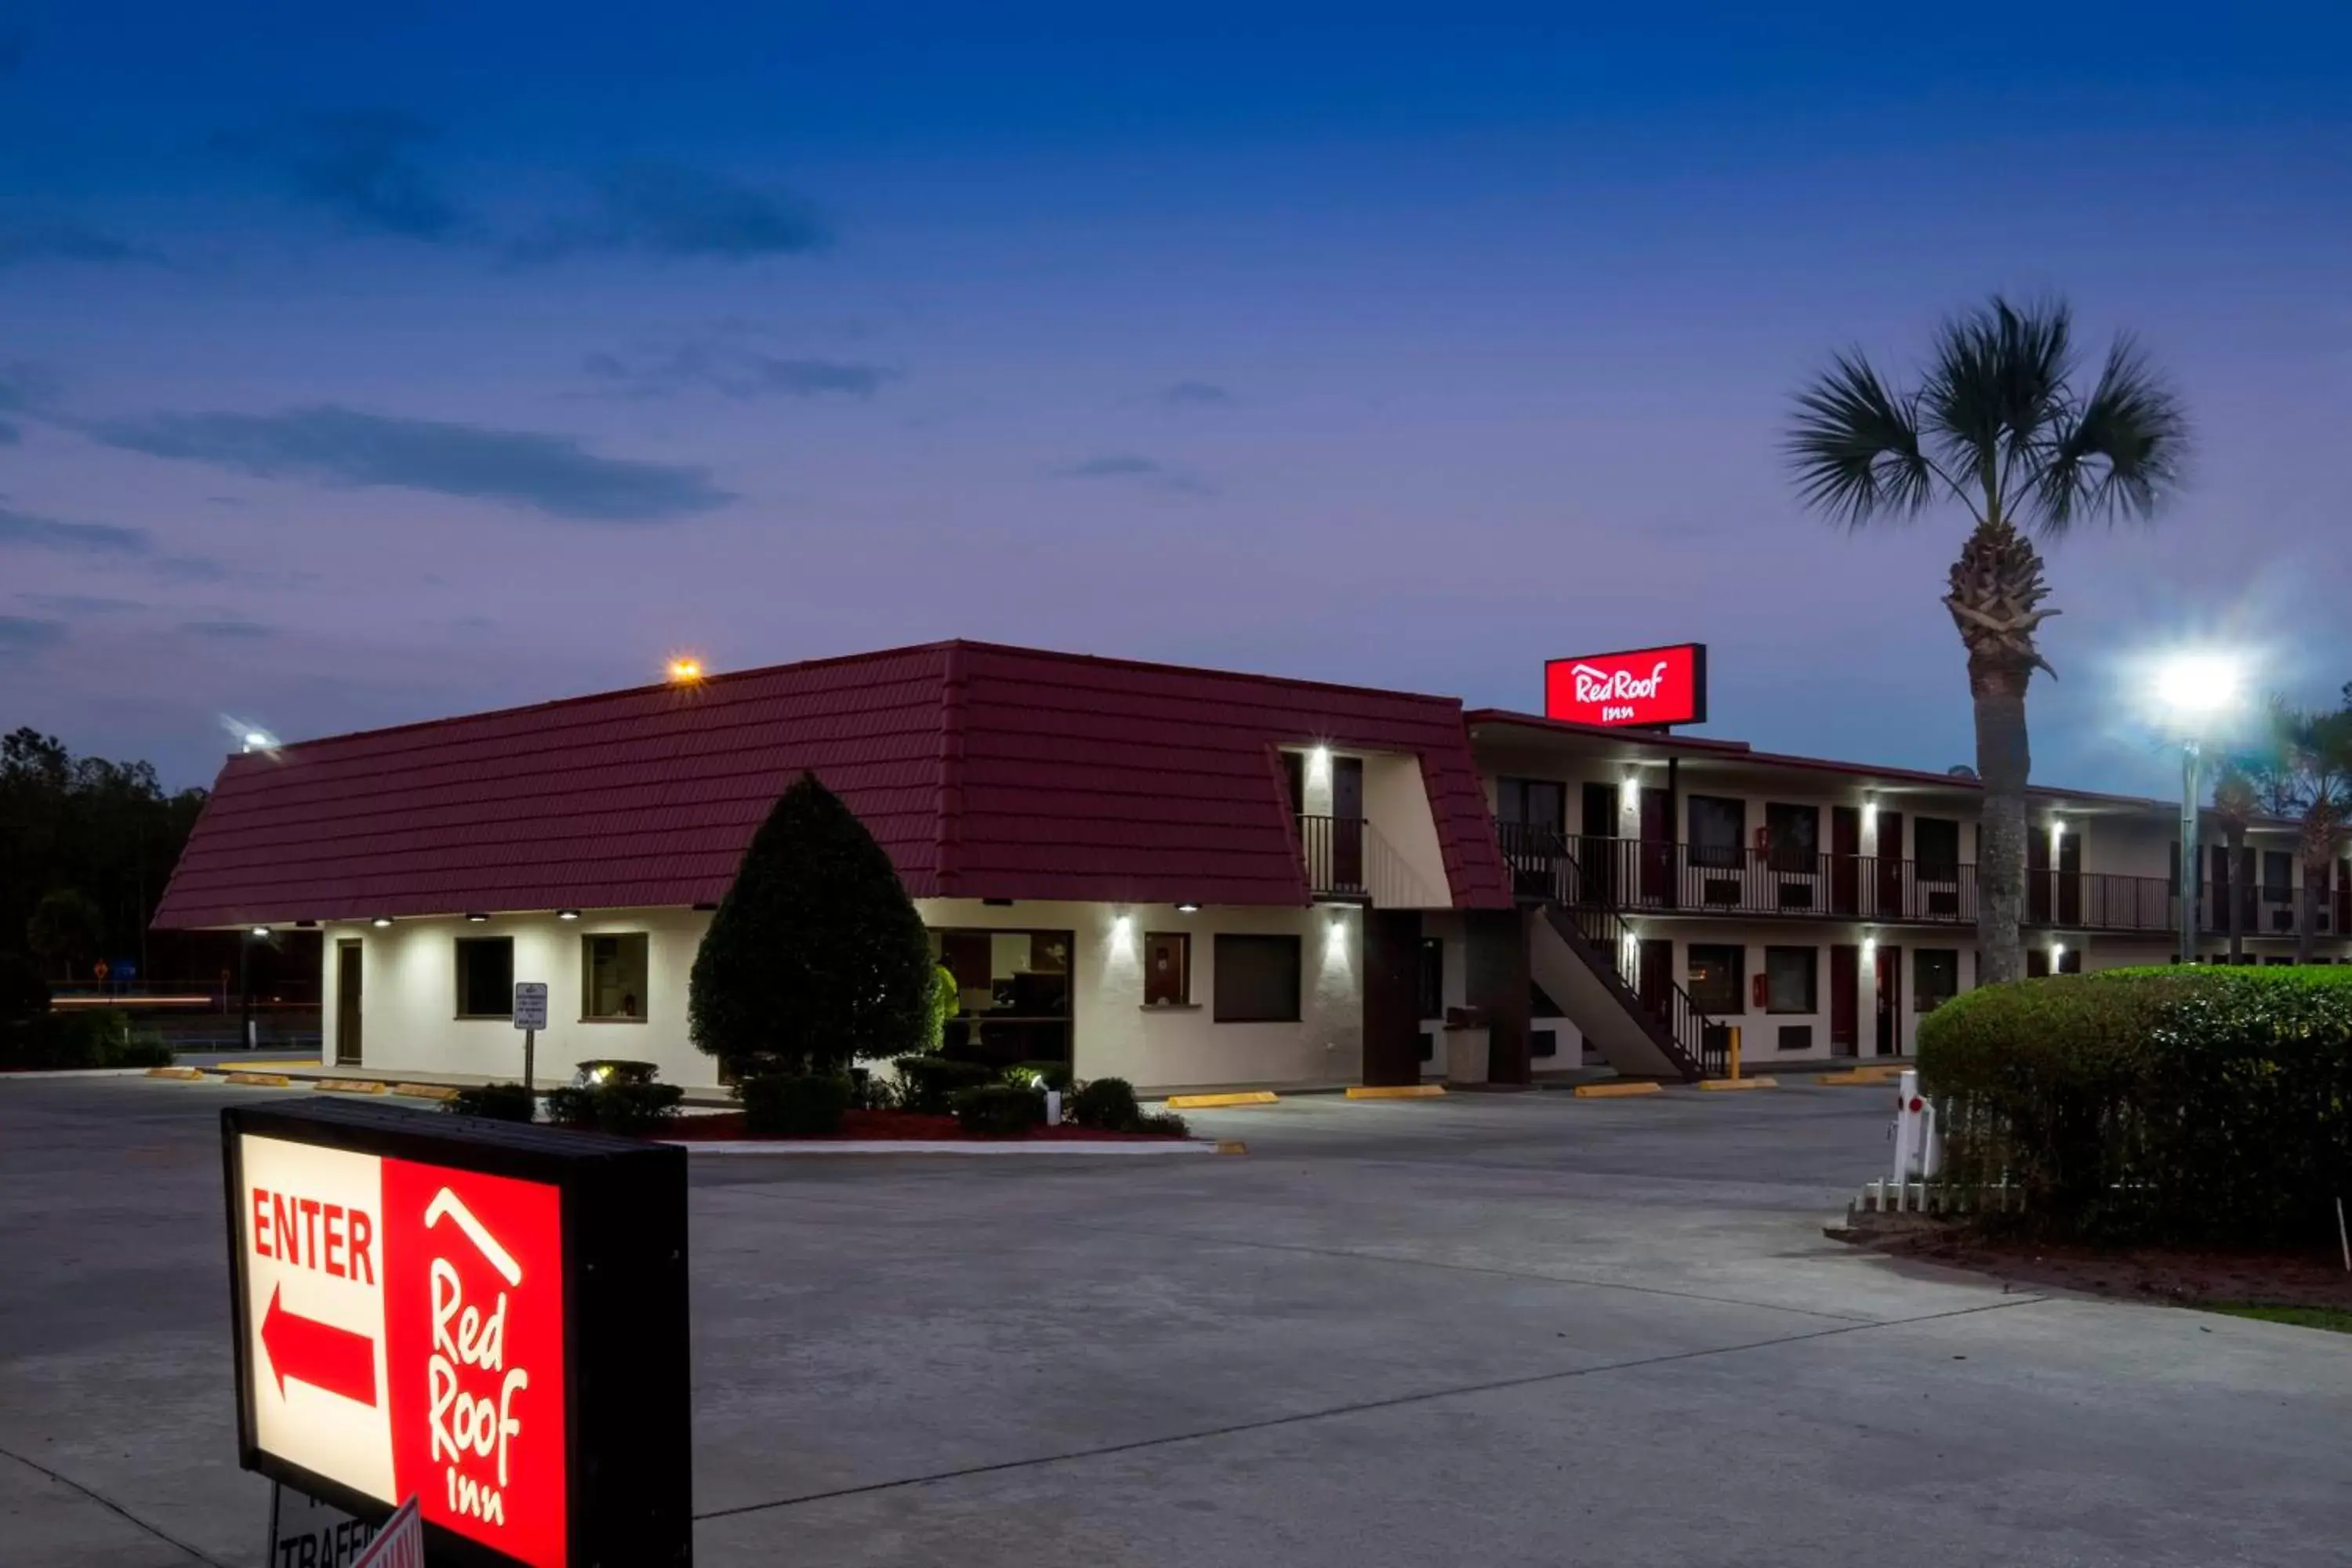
950,1083,1045,1138
546,1080,685,1135
891,1054,995,1114
0,1007,169,1070
1067,1076,1143,1131
1139,1111,1190,1138
741,1074,853,1137
574,1058,659,1086
689,771,935,1080
1004,1060,1074,1091
445,1083,536,1122
1919,967,2352,1246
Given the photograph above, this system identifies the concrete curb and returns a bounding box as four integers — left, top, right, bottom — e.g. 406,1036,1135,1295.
0,1066,169,1080
1345,1084,1446,1100
1572,1081,1663,1098
672,1138,1232,1157
1816,1068,1902,1086
1697,1077,1779,1092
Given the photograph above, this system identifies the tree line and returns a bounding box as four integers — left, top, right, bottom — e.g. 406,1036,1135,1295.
2210,686,2352,964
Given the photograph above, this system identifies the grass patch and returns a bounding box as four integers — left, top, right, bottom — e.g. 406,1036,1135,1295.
2204,1303,2352,1335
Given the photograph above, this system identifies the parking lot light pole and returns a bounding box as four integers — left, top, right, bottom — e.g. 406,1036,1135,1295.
2154,655,2243,966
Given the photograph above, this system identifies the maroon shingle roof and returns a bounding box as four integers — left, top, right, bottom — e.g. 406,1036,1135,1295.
154,641,1512,927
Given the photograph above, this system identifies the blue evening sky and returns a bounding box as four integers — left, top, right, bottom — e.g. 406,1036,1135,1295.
2,3,2347,790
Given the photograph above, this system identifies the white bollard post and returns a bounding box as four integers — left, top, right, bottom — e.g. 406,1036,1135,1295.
1892,1069,1944,1183
1044,1088,1062,1127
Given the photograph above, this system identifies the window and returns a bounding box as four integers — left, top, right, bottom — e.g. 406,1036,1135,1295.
1144,931,1191,1006
583,933,648,1020
1914,949,1960,1012
1494,777,1566,830
1765,803,1819,873
931,927,1075,1066
1417,937,1445,1019
1686,943,1744,1014
2263,851,2292,902
455,937,513,1019
1777,1024,1813,1051
1688,795,1745,869
1765,946,1817,1013
1214,934,1302,1022
1915,818,1962,882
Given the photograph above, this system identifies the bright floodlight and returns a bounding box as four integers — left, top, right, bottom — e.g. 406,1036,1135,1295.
2154,654,2241,719
668,657,704,684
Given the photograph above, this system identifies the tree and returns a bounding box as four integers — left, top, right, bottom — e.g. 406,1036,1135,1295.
2268,695,2352,965
26,888,104,982
688,771,935,1079
1786,297,2188,983
2209,764,2259,964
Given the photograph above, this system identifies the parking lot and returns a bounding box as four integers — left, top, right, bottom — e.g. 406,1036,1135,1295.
4,1075,2348,1566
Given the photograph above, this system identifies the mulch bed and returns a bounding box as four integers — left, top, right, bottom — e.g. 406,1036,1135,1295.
1846,1224,2352,1311
660,1108,1182,1143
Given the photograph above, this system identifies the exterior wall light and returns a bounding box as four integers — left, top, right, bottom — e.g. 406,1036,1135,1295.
371,916,394,928
466,912,490,923
557,909,582,920
668,657,704,684
1175,902,1200,913
249,925,269,938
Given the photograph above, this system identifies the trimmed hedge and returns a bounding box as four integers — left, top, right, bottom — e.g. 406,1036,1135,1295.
741,1074,852,1137
546,1080,684,1134
891,1054,995,1114
950,1083,1045,1137
1918,967,2352,1246
1066,1076,1142,1131
0,1007,172,1071
446,1082,536,1123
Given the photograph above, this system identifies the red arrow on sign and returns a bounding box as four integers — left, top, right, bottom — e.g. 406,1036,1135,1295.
260,1285,379,1406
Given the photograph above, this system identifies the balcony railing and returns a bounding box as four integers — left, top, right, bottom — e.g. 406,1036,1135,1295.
1498,828,1980,926
2193,881,2347,938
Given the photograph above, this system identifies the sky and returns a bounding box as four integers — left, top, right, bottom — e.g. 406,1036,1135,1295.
2,2,2347,793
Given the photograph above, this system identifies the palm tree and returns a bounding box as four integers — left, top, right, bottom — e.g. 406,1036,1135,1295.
2270,695,2352,964
2209,764,2259,964
1786,297,2188,983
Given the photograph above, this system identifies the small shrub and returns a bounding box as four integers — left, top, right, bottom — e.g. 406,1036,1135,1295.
1004,1060,1074,1091
1067,1076,1143,1131
950,1083,1045,1138
546,1080,684,1134
892,1054,995,1114
1138,1111,1190,1138
0,1008,169,1070
741,1074,853,1137
574,1058,659,1086
446,1083,536,1122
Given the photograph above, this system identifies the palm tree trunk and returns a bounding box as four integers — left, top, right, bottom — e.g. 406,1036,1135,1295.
2299,848,2321,966
1973,661,2031,985
2226,830,2245,964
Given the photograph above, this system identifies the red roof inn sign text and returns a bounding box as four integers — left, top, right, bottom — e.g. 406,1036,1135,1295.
1543,643,1708,729
223,1099,690,1567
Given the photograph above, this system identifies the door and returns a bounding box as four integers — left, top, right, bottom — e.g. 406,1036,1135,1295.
1873,943,1901,1056
1875,811,1904,920
2056,829,2082,927
334,941,363,1066
1829,943,1860,1054
1831,806,1860,916
1638,787,1672,904
1330,755,1365,890
1637,938,1673,1016
2028,826,2053,924
1581,782,1618,905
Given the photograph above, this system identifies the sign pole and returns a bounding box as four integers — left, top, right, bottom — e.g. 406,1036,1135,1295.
524,1027,536,1095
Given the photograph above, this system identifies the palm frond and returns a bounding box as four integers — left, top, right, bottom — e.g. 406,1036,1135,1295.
1784,351,1940,528
2027,336,2188,535
1917,296,2073,517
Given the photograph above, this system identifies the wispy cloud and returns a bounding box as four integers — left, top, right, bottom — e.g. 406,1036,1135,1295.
0,616,67,658
1054,453,1214,495
18,593,144,615
584,341,896,401
0,220,169,271
513,163,829,264
178,619,278,640
216,111,469,241
1157,379,1236,409
86,405,734,522
0,506,151,555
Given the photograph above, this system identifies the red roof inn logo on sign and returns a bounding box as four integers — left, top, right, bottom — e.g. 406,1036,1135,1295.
223,1100,691,1568
1544,644,1707,728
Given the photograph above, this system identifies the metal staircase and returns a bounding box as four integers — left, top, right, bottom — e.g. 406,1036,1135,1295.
1504,827,1725,1082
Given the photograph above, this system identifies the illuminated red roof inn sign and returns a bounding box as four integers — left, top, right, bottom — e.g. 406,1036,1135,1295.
1543,643,1708,729
222,1100,690,1568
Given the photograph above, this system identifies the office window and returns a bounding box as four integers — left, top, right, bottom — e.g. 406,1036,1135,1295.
1688,795,1746,869
2263,851,2293,902
1145,931,1191,1006
1494,777,1567,830
455,937,513,1019
1914,949,1960,1013
1214,934,1301,1022
1417,937,1445,1019
1686,943,1744,1014
1765,803,1819,872
582,933,648,1020
1915,818,1962,881
1766,946,1817,1013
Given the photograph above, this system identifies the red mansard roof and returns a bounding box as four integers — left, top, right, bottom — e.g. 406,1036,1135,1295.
154,640,1514,928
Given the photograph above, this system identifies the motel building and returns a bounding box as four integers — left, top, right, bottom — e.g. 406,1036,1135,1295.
154,640,2352,1095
